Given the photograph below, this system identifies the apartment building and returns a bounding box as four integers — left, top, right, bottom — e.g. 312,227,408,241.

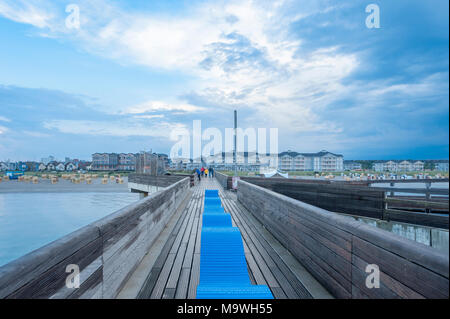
169,151,342,172
412,161,425,171
344,161,363,171
135,152,167,175
373,160,425,172
278,150,344,172
118,153,136,171
200,152,278,172
92,153,118,171
92,153,137,171
435,161,449,172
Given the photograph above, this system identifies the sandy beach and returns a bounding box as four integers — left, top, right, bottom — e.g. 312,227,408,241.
0,177,130,193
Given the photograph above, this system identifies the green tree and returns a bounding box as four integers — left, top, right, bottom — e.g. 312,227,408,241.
424,162,435,170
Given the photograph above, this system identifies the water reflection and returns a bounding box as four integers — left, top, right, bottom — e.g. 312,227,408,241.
347,215,449,253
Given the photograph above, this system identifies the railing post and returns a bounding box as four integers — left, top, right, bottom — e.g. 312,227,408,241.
389,182,395,197
383,191,389,221
426,182,431,213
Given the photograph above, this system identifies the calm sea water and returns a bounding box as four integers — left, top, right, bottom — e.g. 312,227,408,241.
0,192,139,266
345,215,449,253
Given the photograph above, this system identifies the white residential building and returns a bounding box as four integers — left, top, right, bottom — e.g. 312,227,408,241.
344,161,362,170
373,163,383,172
412,161,424,171
170,150,342,172
373,160,425,172
194,152,277,172
435,161,449,172
398,161,411,172
278,150,344,172
46,162,57,171
118,153,136,171
0,162,8,171
65,162,78,171
384,161,398,172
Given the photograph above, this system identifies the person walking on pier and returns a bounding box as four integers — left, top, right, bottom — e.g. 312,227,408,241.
196,168,201,181
205,168,209,178
209,167,214,178
201,167,205,177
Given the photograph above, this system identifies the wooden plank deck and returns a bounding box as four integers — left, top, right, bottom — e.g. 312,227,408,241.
137,177,331,299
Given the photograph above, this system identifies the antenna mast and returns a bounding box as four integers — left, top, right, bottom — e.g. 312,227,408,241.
234,110,237,177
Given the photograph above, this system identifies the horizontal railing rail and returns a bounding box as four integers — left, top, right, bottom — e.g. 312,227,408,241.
385,197,449,211
226,175,448,228
366,178,449,184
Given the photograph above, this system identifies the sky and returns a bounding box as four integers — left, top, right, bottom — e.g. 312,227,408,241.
0,0,448,161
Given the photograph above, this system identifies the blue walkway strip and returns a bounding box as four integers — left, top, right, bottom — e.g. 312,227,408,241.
202,214,233,227
205,190,219,198
203,206,226,214
196,189,273,299
204,197,222,207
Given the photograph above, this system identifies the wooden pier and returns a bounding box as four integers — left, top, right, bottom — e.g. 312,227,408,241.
0,174,448,299
132,178,331,299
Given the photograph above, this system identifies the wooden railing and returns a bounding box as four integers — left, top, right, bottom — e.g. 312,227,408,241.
128,173,196,188
385,197,448,211
237,180,449,299
223,176,449,229
0,177,190,299
371,180,449,226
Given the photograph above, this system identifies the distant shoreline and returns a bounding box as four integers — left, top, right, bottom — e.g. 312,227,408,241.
0,177,130,193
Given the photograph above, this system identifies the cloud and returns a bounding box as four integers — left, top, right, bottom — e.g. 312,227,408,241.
124,101,206,114
0,85,193,160
0,0,448,159
0,1,357,136
131,114,165,120
0,0,54,28
365,72,449,102
0,1,304,71
0,85,188,140
43,119,187,138
22,130,51,138
199,32,274,74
